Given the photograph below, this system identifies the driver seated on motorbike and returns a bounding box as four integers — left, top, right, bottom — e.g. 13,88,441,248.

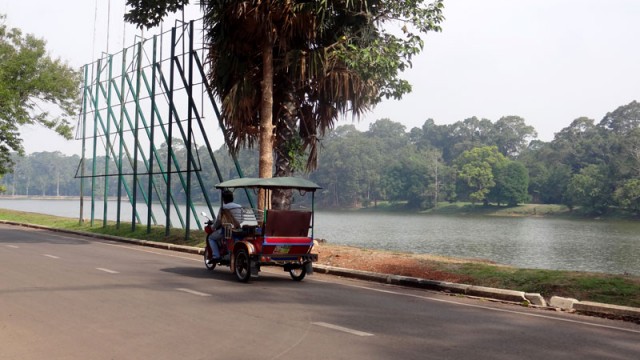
207,189,244,262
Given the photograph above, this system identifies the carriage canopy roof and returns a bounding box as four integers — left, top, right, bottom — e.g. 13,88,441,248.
215,177,321,191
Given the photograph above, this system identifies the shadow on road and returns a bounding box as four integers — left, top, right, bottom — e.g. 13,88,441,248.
160,265,307,285
161,266,228,280
0,224,92,245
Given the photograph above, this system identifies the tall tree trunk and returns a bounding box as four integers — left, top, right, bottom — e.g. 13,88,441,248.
272,96,297,210
258,35,274,210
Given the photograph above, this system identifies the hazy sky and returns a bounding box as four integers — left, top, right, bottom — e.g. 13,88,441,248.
2,0,639,156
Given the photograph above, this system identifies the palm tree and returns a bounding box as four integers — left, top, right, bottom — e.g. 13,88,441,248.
202,0,320,209
202,1,380,208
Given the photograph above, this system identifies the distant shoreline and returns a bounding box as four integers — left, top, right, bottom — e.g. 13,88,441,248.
0,195,80,200
1,196,639,221
0,195,121,201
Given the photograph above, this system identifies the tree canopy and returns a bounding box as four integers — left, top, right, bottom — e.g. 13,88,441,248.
0,15,81,175
124,0,443,211
124,1,444,182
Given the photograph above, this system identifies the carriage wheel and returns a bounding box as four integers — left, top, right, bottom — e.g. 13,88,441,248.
289,267,307,281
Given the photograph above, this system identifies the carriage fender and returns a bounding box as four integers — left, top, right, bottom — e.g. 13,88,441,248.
230,241,256,269
234,240,256,256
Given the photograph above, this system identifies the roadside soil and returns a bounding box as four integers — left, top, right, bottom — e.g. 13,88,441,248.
313,242,490,283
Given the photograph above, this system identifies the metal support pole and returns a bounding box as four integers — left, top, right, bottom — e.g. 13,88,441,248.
185,20,195,241
147,35,157,233
104,55,114,227
91,59,102,226
117,48,127,228
165,27,176,236
79,65,89,224
132,40,143,231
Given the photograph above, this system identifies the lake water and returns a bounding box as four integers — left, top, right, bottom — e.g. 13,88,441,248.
1,198,639,275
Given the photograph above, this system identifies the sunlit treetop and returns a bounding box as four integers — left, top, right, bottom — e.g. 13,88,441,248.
0,15,81,175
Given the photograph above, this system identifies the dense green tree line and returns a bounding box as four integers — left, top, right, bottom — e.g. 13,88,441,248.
308,100,640,213
307,118,532,209
2,100,639,215
1,152,80,196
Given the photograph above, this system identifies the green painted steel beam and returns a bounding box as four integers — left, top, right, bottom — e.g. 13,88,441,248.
117,47,128,228
85,88,143,225
132,41,142,231
96,82,159,227
147,35,158,234
103,55,114,228
79,65,90,225
92,77,159,226
165,27,177,236
90,59,102,226
78,19,254,236
120,73,195,228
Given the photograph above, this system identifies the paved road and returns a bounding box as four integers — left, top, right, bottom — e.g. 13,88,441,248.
1,223,639,360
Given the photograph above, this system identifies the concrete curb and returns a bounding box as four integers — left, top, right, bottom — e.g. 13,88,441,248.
550,296,640,321
549,296,579,310
2,220,638,322
314,264,527,303
574,301,640,320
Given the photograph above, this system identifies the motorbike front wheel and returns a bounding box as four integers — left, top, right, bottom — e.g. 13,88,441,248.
204,246,216,270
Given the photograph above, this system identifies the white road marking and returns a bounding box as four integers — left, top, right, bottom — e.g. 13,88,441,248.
43,254,60,259
176,288,211,297
96,268,119,274
99,241,201,262
312,322,374,337
311,278,640,335
6,245,19,248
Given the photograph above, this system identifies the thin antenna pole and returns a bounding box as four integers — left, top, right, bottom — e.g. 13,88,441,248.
91,0,99,61
106,0,111,54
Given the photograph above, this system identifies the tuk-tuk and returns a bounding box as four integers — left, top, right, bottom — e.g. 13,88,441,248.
202,177,320,282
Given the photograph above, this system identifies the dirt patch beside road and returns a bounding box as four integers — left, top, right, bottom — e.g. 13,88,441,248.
314,243,492,283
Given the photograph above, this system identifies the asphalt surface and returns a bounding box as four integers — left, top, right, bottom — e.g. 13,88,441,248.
1,223,639,360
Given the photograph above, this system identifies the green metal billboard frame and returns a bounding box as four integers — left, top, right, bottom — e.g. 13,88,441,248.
77,20,251,240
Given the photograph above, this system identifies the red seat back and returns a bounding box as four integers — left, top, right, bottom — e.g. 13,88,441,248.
264,210,311,237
